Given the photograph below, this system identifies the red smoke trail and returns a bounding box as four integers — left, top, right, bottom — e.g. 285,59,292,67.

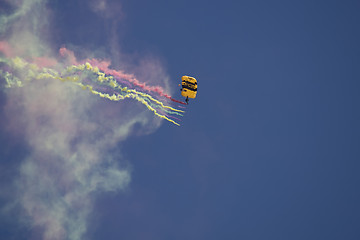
59,47,187,105
0,41,58,68
87,59,187,105
0,41,14,57
170,98,187,105
1,45,187,106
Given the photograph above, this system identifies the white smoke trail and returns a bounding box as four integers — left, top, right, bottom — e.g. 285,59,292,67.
0,0,168,239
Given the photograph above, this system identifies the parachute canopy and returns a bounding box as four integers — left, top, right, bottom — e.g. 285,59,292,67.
181,75,197,99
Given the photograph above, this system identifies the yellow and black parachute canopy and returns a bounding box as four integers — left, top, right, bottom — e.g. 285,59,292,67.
181,75,197,99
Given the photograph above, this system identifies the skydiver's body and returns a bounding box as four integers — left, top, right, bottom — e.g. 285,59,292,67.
179,84,189,104
179,76,197,104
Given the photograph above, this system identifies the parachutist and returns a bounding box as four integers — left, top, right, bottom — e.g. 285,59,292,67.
180,75,197,104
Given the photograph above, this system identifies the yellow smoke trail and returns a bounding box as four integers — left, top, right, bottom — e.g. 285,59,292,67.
2,56,183,126
71,62,184,113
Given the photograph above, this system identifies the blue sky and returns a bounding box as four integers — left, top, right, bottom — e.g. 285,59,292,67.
1,0,360,240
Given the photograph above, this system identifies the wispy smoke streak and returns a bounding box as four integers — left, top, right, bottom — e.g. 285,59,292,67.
0,0,171,239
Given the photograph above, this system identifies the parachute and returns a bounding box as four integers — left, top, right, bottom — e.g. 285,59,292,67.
180,75,197,103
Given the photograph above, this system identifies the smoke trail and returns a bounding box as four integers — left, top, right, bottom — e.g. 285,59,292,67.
1,52,184,125
0,0,175,239
60,48,187,105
